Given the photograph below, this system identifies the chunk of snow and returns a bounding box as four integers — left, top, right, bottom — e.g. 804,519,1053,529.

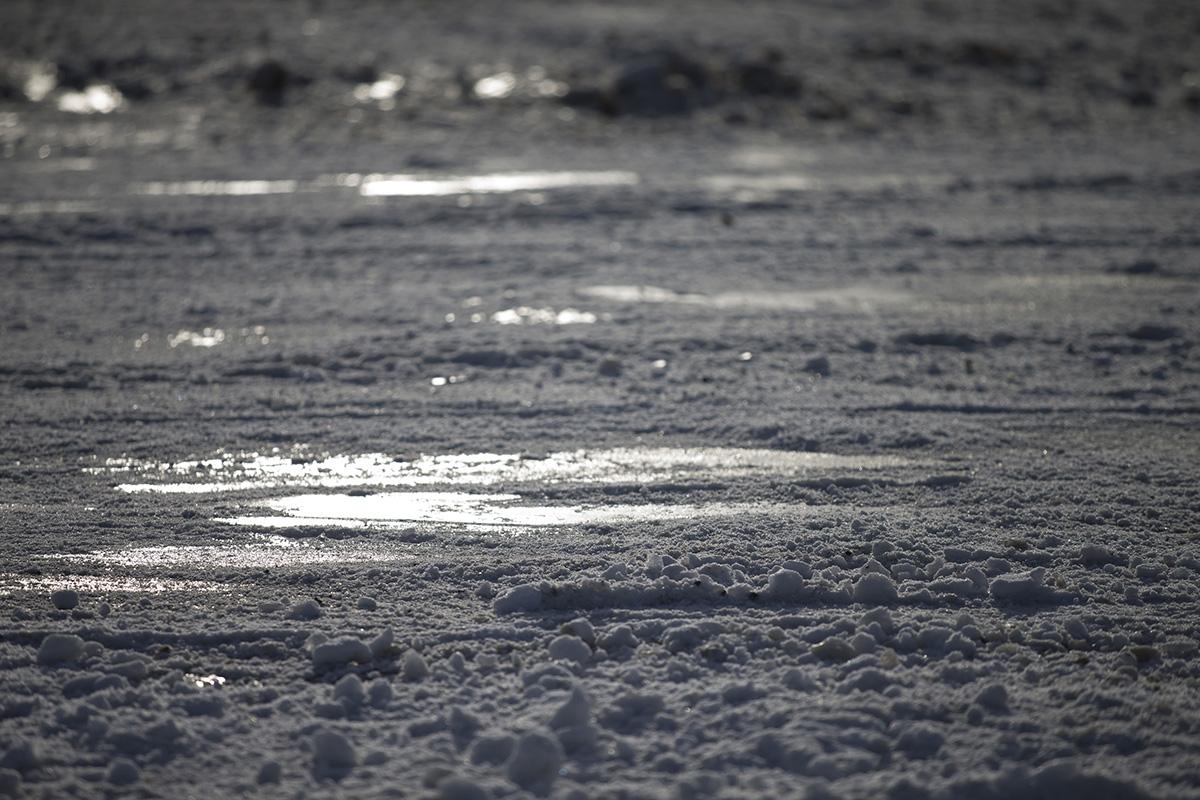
312,729,357,772
493,584,543,614
599,625,639,651
256,761,281,784
402,649,429,681
551,686,592,730
764,568,808,600
369,627,394,658
1079,544,1126,566
975,682,1009,711
367,678,394,708
896,724,945,758
38,633,85,664
505,729,564,791
812,636,855,662
288,599,323,620
107,758,139,785
560,618,597,646
312,638,371,668
853,573,898,605
332,674,365,707
469,734,515,766
548,634,592,665
989,568,1059,604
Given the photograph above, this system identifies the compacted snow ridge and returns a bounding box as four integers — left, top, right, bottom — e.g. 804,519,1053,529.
2,0,1200,798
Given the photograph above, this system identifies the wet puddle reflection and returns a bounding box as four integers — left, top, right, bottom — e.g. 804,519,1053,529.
69,446,945,574
222,492,802,532
47,534,414,569
95,446,918,494
357,170,639,197
0,573,224,595
578,285,910,311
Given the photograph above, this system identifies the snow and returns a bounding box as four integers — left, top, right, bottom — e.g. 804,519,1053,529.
3,2,1200,796
547,634,591,665
312,729,357,773
36,634,85,664
311,637,372,668
853,572,899,604
505,729,565,792
402,649,430,681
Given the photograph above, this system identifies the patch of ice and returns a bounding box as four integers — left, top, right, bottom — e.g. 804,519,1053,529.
359,171,638,197
100,446,921,494
577,284,909,311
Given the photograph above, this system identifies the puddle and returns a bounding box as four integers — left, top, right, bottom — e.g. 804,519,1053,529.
0,573,224,595
92,446,919,494
130,180,299,197
490,307,599,325
358,171,639,197
221,492,799,532
577,285,909,311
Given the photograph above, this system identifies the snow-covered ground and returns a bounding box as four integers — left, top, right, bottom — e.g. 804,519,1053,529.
2,1,1200,798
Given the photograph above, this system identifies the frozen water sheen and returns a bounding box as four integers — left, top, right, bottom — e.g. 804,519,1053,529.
222,492,803,532
95,446,919,494
358,171,639,197
47,534,414,569
130,180,300,196
0,573,224,595
578,285,909,311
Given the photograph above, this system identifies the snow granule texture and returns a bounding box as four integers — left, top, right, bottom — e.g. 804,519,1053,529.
3,3,1200,796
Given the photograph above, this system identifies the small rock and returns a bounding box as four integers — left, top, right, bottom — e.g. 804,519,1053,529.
50,589,79,610
597,356,623,377
247,59,291,105
1129,324,1180,341
803,356,831,377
